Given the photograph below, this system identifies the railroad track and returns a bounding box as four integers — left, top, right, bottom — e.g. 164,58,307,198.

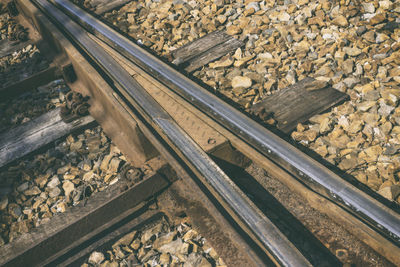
0,0,399,266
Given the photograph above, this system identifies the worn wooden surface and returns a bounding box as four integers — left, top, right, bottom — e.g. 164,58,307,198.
171,30,243,72
0,172,169,267
0,39,33,58
53,208,161,266
171,31,233,64
0,108,95,167
0,65,58,97
94,0,130,14
251,77,348,133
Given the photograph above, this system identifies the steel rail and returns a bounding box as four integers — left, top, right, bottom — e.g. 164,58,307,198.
51,0,400,244
32,0,313,265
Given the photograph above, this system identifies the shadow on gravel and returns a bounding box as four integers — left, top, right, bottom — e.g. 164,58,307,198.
212,155,341,267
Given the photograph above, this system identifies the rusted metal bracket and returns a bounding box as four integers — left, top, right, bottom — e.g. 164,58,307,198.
120,164,143,184
60,91,90,122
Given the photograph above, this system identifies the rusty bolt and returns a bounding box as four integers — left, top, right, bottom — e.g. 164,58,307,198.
207,138,216,145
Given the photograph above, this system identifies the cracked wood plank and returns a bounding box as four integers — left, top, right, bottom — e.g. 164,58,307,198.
0,107,95,168
251,77,349,133
171,30,244,72
94,0,131,14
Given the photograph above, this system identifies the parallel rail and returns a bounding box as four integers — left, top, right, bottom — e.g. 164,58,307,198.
1,0,399,265
50,0,400,245
32,0,312,265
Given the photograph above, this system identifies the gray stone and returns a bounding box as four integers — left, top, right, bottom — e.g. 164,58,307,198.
17,182,29,192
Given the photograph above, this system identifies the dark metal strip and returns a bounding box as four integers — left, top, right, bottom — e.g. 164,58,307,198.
32,0,312,265
52,0,400,245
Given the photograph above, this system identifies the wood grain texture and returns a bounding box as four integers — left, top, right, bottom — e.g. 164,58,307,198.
94,0,130,15
0,107,95,167
172,30,243,72
0,65,58,97
0,173,169,267
251,77,348,133
172,31,232,64
0,39,33,58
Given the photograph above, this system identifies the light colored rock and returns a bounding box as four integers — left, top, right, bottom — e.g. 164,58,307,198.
158,238,188,255
24,186,41,196
362,3,375,13
319,117,331,134
0,196,8,210
56,201,67,213
379,1,393,10
100,154,113,171
217,15,226,24
378,185,400,201
159,253,170,265
297,0,309,5
63,173,76,180
108,158,122,173
376,33,389,44
342,59,354,74
342,77,359,88
153,231,176,249
141,249,157,262
183,229,198,241
378,101,394,117
130,238,141,250
49,187,61,198
141,223,163,244
231,76,252,89
278,12,291,22
226,25,241,35
47,176,60,188
63,181,75,200
305,80,328,91
357,101,376,112
70,141,82,151
369,13,386,25
331,15,348,27
343,47,362,57
88,251,105,265
209,58,233,68
293,40,310,54
83,171,96,182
